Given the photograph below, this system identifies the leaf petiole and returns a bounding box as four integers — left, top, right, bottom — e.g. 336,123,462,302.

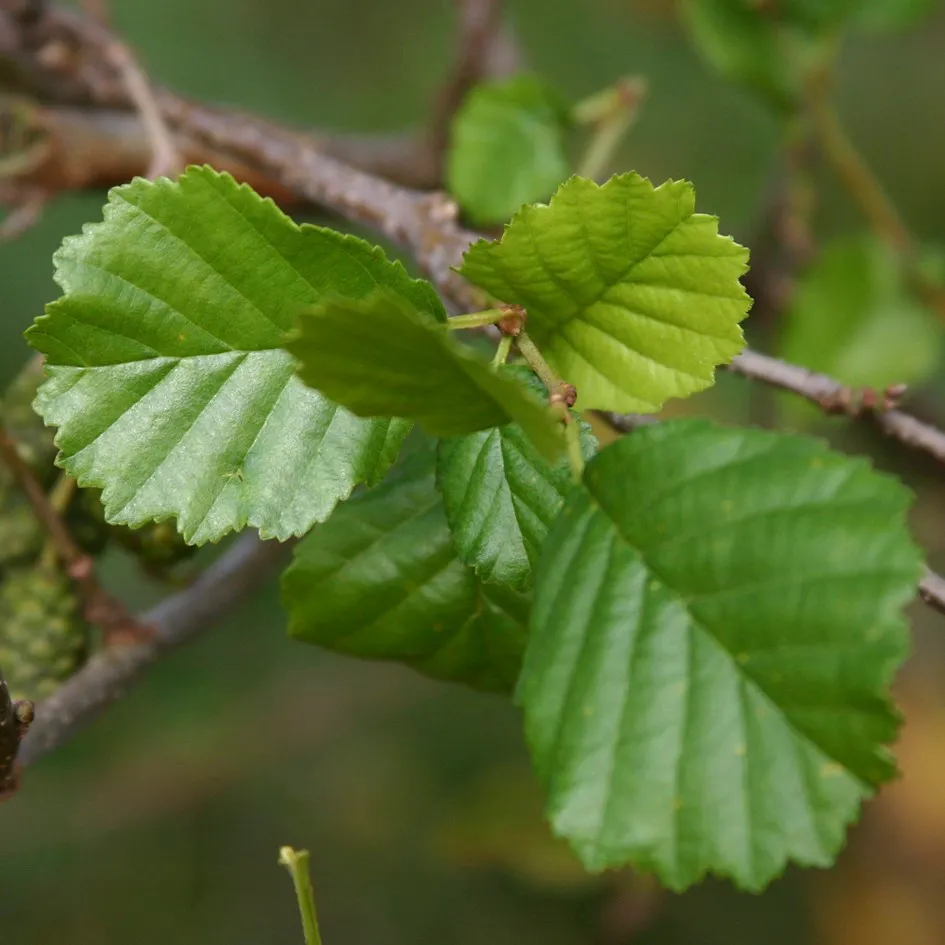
492,334,513,367
447,309,507,330
278,846,323,945
564,420,585,483
515,331,561,391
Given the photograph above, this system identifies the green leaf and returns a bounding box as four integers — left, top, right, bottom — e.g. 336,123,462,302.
436,367,597,591
288,288,564,461
282,446,530,692
26,166,445,544
780,235,942,395
681,0,806,111
518,419,921,891
447,75,572,226
458,173,750,413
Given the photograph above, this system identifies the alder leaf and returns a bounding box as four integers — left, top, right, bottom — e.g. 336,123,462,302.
448,74,572,226
518,419,921,891
288,288,564,461
459,173,750,413
436,367,597,591
282,445,530,692
780,235,942,398
26,166,445,544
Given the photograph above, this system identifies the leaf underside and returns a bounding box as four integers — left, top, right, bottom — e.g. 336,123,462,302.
27,166,445,544
519,418,921,890
289,289,565,462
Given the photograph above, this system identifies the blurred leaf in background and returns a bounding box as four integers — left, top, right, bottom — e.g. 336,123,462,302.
779,235,942,425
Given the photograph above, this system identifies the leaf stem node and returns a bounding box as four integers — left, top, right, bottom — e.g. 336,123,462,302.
497,303,527,336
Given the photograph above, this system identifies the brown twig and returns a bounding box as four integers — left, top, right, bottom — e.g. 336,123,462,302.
428,0,505,164
0,420,151,645
726,351,945,465
18,533,289,766
0,674,32,800
100,38,179,178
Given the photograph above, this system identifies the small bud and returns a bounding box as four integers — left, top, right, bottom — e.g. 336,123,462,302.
497,304,527,336
13,700,33,726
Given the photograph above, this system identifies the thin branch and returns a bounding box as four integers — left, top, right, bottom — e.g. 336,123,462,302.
727,350,945,465
18,534,290,767
99,37,180,178
428,0,505,163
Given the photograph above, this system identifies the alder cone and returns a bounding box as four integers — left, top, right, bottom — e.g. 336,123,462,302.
0,480,45,567
0,565,89,701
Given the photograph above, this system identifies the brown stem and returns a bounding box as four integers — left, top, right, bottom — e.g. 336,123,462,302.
0,420,152,645
428,0,506,167
18,534,289,766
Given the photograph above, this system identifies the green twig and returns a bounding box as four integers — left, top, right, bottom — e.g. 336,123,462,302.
573,77,646,181
807,76,910,255
492,334,513,367
564,421,585,483
278,846,323,945
447,308,506,331
515,331,560,390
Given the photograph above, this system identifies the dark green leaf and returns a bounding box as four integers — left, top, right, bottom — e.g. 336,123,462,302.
437,367,597,591
288,288,564,461
26,166,443,543
519,419,921,890
448,75,572,226
282,446,530,692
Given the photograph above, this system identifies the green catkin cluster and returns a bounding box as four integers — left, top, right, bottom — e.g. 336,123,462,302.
0,358,191,700
0,565,88,702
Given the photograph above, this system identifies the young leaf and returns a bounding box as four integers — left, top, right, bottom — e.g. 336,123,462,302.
459,173,750,413
780,235,941,396
518,419,921,891
26,166,444,544
282,446,530,692
447,75,572,226
288,289,564,461
436,367,597,591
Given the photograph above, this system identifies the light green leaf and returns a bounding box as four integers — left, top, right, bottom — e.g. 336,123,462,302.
26,166,445,544
518,419,921,891
288,289,564,461
448,75,572,226
282,446,530,692
780,235,942,395
458,173,750,413
436,366,597,591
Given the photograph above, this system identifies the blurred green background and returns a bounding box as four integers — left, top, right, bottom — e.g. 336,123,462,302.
3,1,945,943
